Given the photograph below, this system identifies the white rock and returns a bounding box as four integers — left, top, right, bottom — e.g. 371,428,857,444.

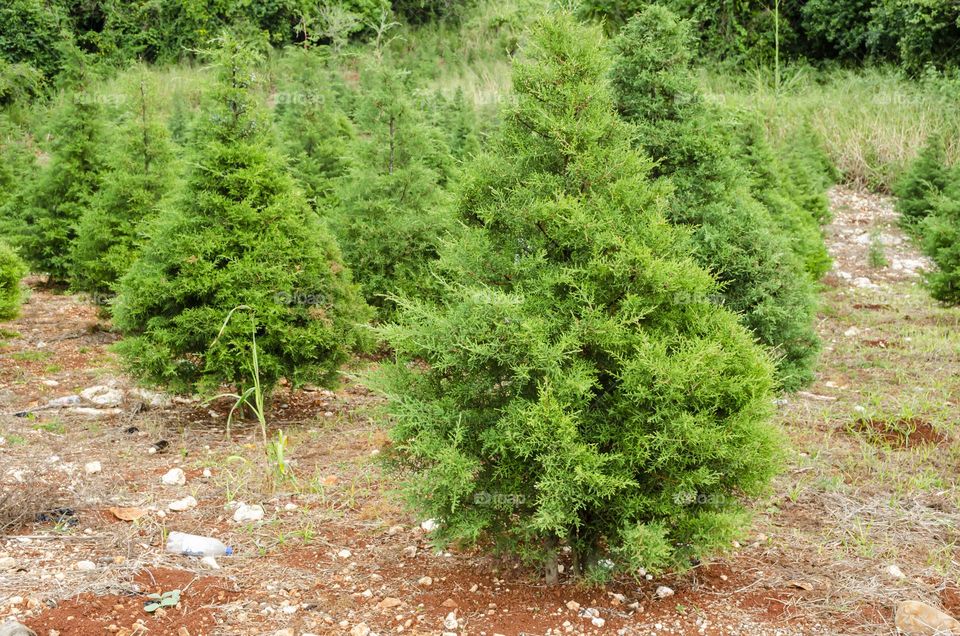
852,277,877,289
75,560,96,572
387,525,404,535
843,326,860,337
232,503,264,523
128,387,171,408
202,468,212,478
337,549,352,559
83,461,102,475
349,624,370,636
168,496,198,512
887,564,906,579
161,468,186,486
0,621,36,636
200,556,220,570
80,385,124,407
420,518,438,532
592,617,606,628
0,557,16,571
69,407,123,418
418,576,433,586
41,379,59,387
284,502,298,511
443,612,458,630
566,601,580,611
45,395,80,409
655,586,674,599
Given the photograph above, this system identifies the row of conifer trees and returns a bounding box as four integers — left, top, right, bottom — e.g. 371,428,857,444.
0,8,835,581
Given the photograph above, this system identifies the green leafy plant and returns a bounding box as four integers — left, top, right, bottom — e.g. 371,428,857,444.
144,589,180,613
610,6,822,391
894,134,949,231
112,36,371,396
0,239,27,320
920,169,960,304
372,11,782,584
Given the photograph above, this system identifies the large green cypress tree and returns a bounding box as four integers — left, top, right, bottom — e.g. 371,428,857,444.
0,239,27,320
921,165,960,304
329,61,456,318
72,72,178,297
373,13,781,582
15,43,105,284
610,6,821,391
894,135,949,231
112,37,370,395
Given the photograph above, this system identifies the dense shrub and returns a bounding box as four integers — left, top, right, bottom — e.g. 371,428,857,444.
373,12,781,582
329,61,456,318
393,0,469,24
72,73,179,297
274,48,356,211
921,171,960,304
611,6,821,390
13,44,105,284
894,135,949,229
113,38,370,395
0,0,67,81
0,239,27,320
733,115,832,279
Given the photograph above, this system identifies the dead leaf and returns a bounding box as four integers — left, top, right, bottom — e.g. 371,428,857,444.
109,506,147,522
787,580,815,591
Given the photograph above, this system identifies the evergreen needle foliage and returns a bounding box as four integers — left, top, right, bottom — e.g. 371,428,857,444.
330,61,456,319
920,166,960,305
72,72,178,297
610,6,822,391
14,43,105,284
112,36,371,395
894,134,949,231
0,239,27,319
372,12,781,582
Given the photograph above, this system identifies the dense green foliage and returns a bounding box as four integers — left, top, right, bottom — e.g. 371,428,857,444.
610,6,823,390
373,12,781,580
10,45,105,284
579,0,960,73
0,239,27,320
894,135,949,229
921,173,960,304
329,61,456,318
112,39,370,395
72,74,178,296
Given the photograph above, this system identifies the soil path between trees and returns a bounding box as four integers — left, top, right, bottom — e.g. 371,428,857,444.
1,187,958,635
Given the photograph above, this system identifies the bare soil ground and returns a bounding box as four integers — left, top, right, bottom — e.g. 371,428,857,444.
1,186,958,636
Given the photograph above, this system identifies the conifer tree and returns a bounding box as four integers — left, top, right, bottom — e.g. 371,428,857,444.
15,43,105,284
610,6,821,391
72,72,178,297
274,48,355,211
373,13,781,582
113,37,370,395
895,135,949,230
0,239,27,320
921,165,960,304
330,61,455,318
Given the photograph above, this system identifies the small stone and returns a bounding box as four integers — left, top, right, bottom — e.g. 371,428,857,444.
337,549,352,559
80,385,124,407
592,617,606,628
83,461,102,475
566,601,581,611
75,560,96,572
232,503,264,523
420,518,438,532
387,525,404,535
200,556,220,570
887,564,906,579
0,623,36,636
202,468,212,478
349,624,370,636
177,628,190,636
402,546,417,558
655,586,674,600
895,600,960,635
441,598,458,608
843,326,860,337
418,576,433,587
168,496,197,512
284,502,298,511
0,557,16,571
443,612,458,630
378,597,402,609
161,468,186,486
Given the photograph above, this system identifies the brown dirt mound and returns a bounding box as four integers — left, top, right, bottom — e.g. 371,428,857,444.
849,417,949,449
24,568,240,636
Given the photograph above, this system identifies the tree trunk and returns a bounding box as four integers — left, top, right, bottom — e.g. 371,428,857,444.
544,537,559,586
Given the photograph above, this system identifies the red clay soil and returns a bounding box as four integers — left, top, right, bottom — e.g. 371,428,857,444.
850,417,950,449
24,568,240,636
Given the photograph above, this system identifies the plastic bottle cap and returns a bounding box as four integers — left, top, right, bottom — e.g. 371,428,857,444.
225,546,234,556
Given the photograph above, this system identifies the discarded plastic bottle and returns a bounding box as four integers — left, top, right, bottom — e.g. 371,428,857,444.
165,532,233,557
